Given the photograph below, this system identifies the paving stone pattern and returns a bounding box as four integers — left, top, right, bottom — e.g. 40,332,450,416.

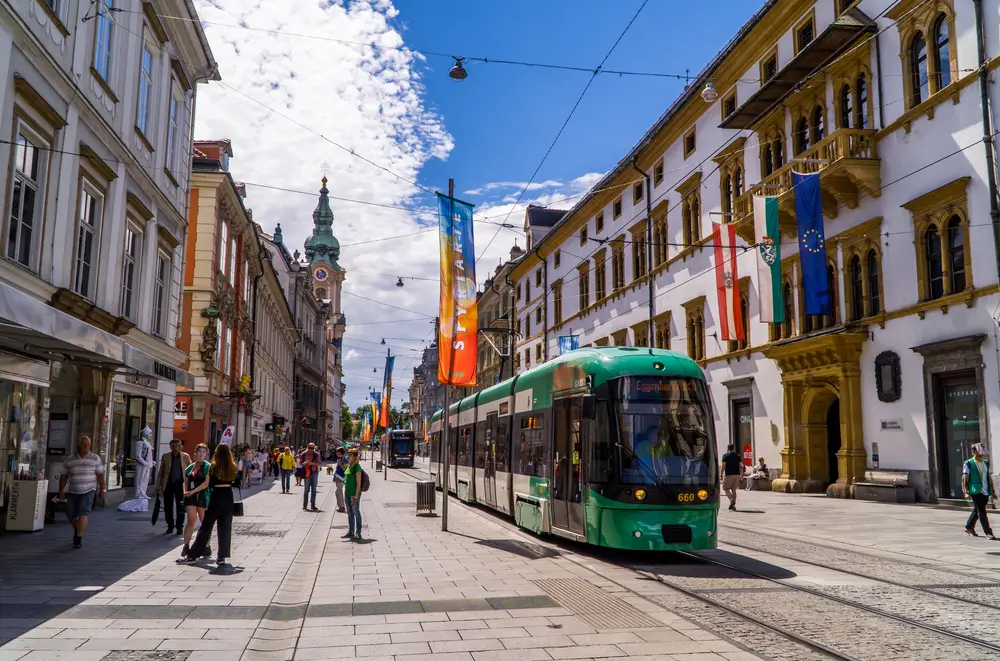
0,462,755,661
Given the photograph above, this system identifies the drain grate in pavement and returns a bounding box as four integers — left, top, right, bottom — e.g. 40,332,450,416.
102,652,189,661
918,582,1000,589
232,522,287,537
381,502,416,508
532,578,664,630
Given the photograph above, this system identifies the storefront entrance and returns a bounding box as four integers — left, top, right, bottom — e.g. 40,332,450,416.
935,373,982,499
110,391,159,489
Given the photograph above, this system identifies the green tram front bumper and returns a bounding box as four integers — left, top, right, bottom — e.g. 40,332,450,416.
594,502,718,551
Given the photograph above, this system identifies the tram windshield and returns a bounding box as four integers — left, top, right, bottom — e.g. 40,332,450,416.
614,377,716,486
391,432,415,455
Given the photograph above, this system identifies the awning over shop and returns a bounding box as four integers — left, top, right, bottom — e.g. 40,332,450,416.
0,282,194,389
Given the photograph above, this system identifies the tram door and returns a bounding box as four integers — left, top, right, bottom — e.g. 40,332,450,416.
552,398,585,536
483,413,498,508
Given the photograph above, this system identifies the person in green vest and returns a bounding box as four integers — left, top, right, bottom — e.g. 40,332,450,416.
963,442,996,540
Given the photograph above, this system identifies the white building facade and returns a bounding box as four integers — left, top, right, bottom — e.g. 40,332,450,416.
511,0,1000,503
0,0,215,519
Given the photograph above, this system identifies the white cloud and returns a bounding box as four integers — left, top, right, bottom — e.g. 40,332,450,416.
191,0,604,410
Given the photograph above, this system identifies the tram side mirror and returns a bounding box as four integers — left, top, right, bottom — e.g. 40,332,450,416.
581,395,597,420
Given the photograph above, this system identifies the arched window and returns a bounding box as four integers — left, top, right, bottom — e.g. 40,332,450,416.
934,15,951,89
856,73,869,129
722,175,733,214
912,32,929,106
925,223,944,300
763,144,774,176
795,117,809,155
782,282,794,339
812,106,825,145
690,198,700,242
775,136,784,168
867,249,880,315
849,255,864,320
733,167,744,198
947,215,965,292
840,85,853,129
736,293,749,351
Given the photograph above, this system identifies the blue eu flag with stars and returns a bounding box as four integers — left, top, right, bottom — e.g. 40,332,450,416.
794,172,831,317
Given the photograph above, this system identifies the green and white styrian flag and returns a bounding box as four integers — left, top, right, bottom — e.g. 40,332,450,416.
753,196,784,323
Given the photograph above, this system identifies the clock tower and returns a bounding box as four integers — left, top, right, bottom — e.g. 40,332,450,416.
304,176,347,444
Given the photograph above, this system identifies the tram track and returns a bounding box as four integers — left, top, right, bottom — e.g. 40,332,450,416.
392,465,1000,660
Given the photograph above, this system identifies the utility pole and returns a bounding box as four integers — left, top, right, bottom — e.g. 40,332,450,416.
441,178,454,532
384,347,390,481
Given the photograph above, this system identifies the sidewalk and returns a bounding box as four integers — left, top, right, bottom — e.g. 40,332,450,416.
0,463,761,661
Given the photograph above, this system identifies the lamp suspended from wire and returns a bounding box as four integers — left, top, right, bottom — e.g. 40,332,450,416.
396,277,404,288
381,338,386,345
701,80,718,103
450,57,468,81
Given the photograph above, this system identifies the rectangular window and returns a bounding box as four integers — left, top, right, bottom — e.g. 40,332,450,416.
219,221,228,280
580,225,588,246
535,269,542,287
524,349,530,369
595,212,605,233
229,236,236,286
653,160,664,187
684,128,696,159
762,53,778,82
152,249,169,338
553,283,562,325
516,283,522,300
243,258,251,302
796,15,815,53
722,91,737,120
224,326,232,374
554,250,561,269
73,183,103,300
7,128,47,270
578,264,590,310
595,253,607,301
535,344,542,362
121,224,142,321
93,0,114,80
633,181,644,204
136,34,154,136
215,318,222,368
535,307,542,325
165,88,179,174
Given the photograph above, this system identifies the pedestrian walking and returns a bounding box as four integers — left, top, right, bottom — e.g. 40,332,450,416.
332,447,348,513
964,442,996,540
343,448,364,541
155,439,192,535
58,436,106,549
180,444,212,560
178,443,240,566
279,447,296,493
299,443,321,511
720,443,742,511
240,446,254,488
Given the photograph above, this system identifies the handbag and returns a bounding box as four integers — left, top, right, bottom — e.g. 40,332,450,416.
233,485,244,517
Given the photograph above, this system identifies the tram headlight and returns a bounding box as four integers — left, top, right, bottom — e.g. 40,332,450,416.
634,488,647,501
697,489,708,501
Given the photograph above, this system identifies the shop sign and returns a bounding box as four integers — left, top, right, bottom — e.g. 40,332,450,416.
210,403,229,416
125,371,157,389
153,361,178,382
880,419,903,431
174,401,188,421
742,443,753,467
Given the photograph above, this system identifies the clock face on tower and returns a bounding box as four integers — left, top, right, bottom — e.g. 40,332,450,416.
313,266,329,283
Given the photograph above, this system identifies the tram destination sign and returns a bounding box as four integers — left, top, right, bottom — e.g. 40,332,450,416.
627,377,697,399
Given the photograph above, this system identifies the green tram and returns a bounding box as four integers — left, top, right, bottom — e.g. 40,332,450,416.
428,347,719,551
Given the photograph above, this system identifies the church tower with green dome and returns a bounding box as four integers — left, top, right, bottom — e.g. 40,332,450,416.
304,176,346,444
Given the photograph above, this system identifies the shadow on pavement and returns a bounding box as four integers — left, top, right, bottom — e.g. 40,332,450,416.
0,476,278,643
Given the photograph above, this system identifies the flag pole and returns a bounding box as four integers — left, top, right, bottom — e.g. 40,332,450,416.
440,178,455,532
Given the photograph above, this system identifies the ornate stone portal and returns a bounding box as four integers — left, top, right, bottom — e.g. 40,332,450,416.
764,331,867,497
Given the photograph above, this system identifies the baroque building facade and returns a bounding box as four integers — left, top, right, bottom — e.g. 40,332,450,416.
0,0,215,521
511,0,1000,503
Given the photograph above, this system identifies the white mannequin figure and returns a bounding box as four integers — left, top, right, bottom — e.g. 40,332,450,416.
118,426,154,512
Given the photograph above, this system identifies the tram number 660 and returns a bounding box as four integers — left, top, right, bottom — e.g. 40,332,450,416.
677,493,695,503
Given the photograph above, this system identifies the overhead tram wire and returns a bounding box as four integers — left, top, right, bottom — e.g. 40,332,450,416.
476,0,650,266
506,0,935,312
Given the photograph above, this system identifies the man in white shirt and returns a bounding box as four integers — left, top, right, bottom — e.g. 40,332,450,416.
58,436,106,549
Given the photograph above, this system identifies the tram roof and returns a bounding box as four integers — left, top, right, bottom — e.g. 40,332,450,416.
429,347,703,422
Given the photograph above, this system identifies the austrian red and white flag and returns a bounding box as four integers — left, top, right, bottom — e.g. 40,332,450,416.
713,222,744,342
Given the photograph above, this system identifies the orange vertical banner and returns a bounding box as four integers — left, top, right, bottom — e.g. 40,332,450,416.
437,193,478,386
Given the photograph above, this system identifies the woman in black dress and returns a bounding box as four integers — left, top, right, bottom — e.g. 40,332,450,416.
180,444,211,559
179,443,239,566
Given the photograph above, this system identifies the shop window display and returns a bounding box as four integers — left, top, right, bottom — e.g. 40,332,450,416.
0,380,50,533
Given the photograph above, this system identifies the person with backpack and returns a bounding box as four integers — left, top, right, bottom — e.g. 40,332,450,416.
342,448,367,541
963,442,996,540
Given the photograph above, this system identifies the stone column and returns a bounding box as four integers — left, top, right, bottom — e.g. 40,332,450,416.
773,380,806,493
829,368,867,498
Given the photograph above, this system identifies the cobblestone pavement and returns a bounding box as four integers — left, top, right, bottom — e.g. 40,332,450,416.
0,460,761,661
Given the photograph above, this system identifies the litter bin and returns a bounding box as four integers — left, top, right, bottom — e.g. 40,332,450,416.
376,460,383,471
416,480,436,513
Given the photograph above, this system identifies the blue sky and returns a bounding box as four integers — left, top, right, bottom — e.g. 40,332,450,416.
398,0,761,207
194,0,763,408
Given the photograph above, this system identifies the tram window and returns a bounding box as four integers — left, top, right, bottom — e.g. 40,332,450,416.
496,421,510,472
459,428,473,466
516,413,548,477
587,401,612,483
476,421,490,469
